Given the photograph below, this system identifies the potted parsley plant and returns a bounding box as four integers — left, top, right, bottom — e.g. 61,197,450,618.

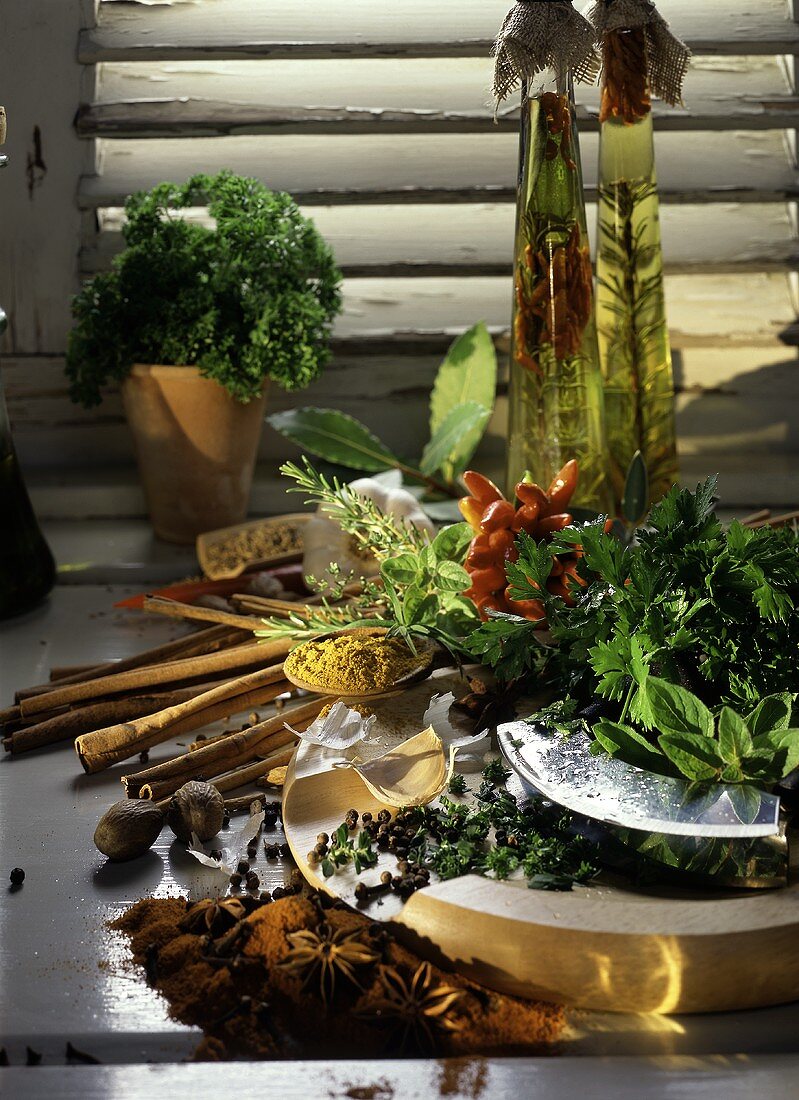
66,171,341,543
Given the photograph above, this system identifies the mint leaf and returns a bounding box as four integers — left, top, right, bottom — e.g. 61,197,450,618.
750,727,799,780
431,522,473,565
268,407,398,472
436,560,471,593
593,719,664,771
647,677,714,739
657,732,723,781
420,401,491,478
727,784,764,825
746,692,794,737
428,323,496,478
717,707,752,766
380,553,421,586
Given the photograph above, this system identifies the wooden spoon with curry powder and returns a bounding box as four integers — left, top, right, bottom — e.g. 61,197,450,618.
283,627,437,703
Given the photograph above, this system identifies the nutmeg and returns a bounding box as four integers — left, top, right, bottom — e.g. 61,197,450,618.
94,799,164,862
167,780,225,843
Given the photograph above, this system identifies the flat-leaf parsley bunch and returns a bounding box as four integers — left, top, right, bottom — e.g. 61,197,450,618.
470,477,799,784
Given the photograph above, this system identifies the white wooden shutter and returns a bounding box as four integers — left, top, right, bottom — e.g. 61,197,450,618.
5,0,799,511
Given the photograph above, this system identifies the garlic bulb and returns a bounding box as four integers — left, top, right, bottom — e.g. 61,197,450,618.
302,476,436,590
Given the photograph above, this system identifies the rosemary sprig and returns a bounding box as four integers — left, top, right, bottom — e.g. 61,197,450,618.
280,457,427,559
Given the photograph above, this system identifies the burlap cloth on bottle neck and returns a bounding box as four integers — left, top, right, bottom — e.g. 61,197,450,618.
581,0,690,105
492,0,598,104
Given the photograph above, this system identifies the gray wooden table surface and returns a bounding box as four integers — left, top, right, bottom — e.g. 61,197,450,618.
1,584,798,1096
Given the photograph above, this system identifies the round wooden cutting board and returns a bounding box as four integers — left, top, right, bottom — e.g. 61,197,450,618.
282,675,799,1015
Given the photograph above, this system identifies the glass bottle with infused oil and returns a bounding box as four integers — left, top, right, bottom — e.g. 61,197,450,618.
594,13,684,507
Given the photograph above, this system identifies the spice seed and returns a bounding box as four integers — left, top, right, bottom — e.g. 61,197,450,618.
9,867,25,886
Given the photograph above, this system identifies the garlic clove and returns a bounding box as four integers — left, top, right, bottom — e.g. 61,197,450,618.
339,726,451,807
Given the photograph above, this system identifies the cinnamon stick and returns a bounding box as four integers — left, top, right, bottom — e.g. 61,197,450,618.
5,683,249,755
150,744,296,806
16,624,246,700
123,698,323,797
75,665,291,774
142,596,267,632
21,638,292,719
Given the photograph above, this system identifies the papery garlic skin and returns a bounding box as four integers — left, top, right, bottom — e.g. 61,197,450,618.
302,477,436,590
289,701,375,750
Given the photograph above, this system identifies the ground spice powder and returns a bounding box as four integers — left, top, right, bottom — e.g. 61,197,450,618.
112,894,564,1060
285,634,424,695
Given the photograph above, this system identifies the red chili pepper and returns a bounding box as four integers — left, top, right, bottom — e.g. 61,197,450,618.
488,528,516,556
536,513,573,536
475,593,509,619
459,496,485,532
512,504,542,534
561,559,586,584
469,565,507,593
462,470,503,506
546,459,579,513
506,595,546,621
466,534,496,570
546,576,576,605
514,481,548,512
480,499,516,533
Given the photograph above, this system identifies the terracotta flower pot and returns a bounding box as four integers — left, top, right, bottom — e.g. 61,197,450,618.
122,364,267,544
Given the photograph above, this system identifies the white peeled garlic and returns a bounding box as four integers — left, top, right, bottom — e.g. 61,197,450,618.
302,476,436,590
338,726,451,807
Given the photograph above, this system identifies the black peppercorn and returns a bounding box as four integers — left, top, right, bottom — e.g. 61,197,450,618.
361,812,373,824
259,891,272,902
236,859,250,875
278,843,290,858
377,809,391,824
9,867,25,886
263,810,278,829
245,871,259,891
272,886,285,900
229,872,242,887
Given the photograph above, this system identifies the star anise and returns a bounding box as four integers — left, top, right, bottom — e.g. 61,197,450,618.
279,921,381,1005
363,962,467,1052
180,897,246,937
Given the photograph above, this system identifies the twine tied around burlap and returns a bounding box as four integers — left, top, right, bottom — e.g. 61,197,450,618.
492,0,598,105
583,0,690,105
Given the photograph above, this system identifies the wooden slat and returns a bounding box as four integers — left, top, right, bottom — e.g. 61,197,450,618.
80,0,799,61
78,131,799,209
8,274,797,468
20,450,799,518
75,95,799,138
79,203,799,277
94,56,794,121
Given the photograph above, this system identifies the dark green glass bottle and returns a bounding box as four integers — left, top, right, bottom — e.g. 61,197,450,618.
0,308,56,618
